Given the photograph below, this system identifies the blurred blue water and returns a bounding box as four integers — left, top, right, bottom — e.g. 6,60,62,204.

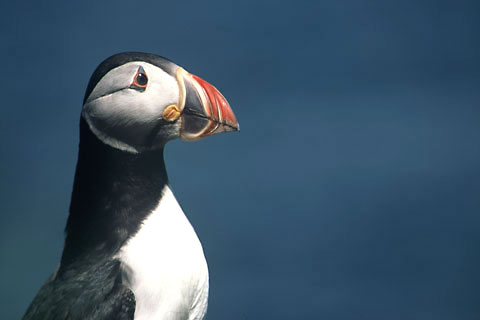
1,0,479,319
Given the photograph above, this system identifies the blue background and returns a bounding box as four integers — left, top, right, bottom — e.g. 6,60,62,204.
1,0,479,319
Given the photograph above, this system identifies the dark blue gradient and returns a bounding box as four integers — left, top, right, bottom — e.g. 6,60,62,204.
1,1,479,319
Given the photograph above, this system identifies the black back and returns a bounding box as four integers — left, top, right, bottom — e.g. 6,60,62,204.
23,259,135,320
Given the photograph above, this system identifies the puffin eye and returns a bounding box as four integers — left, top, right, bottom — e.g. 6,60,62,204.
131,66,148,90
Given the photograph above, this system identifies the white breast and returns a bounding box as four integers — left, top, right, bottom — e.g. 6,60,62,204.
117,186,209,320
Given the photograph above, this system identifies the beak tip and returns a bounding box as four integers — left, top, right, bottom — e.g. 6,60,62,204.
227,120,240,132
183,72,240,138
218,122,240,134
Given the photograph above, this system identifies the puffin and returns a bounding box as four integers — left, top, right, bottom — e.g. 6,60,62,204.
23,52,239,320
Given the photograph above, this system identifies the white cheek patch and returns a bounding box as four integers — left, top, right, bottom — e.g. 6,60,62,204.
85,64,138,104
85,90,157,126
82,62,181,152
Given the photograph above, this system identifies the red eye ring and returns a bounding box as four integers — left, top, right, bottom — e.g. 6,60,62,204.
131,66,148,89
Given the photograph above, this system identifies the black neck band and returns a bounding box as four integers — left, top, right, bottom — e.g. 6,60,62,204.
60,118,168,269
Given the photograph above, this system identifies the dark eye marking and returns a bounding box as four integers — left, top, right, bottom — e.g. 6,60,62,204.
130,66,148,91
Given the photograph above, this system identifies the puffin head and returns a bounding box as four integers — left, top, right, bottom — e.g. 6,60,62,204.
82,52,239,153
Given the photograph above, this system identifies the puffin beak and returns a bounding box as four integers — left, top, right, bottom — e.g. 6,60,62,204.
177,68,239,141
